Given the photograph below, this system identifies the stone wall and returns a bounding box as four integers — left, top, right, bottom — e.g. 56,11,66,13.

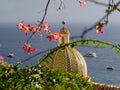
93,82,120,90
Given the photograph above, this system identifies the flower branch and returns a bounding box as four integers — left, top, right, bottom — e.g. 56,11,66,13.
27,0,51,43
71,0,120,39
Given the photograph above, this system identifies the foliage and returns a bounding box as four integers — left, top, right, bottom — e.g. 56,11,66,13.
0,61,12,74
0,62,93,90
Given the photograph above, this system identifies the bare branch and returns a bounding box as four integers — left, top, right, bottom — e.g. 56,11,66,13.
57,0,66,11
15,48,51,67
40,0,51,25
87,0,108,7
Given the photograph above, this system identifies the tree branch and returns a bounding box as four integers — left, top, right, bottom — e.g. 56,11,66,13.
40,0,51,25
87,0,108,7
57,0,66,11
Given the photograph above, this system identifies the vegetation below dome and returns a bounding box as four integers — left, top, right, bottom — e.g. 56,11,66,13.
0,61,93,90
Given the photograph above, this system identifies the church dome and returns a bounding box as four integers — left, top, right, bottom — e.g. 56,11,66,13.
43,26,87,77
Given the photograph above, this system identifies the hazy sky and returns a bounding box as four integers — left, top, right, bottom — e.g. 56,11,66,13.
0,0,120,23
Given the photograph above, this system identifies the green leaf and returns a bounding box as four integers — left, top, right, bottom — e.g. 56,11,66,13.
116,49,120,54
54,84,65,90
103,44,108,48
0,66,4,73
96,42,102,47
38,57,43,63
105,9,111,13
71,43,75,48
111,46,115,50
91,41,96,46
84,41,89,45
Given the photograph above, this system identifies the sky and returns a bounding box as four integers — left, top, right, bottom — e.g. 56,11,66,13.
0,0,120,23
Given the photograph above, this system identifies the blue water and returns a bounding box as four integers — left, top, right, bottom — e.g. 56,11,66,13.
0,22,120,86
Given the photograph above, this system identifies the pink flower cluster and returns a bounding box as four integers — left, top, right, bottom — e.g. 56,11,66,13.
95,23,104,34
47,31,61,42
0,55,4,61
22,43,36,54
17,21,50,36
17,21,61,54
79,0,86,7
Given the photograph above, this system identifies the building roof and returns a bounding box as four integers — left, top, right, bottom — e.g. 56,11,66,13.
43,26,87,77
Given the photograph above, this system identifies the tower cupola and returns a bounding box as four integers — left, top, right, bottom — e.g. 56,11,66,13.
43,24,88,77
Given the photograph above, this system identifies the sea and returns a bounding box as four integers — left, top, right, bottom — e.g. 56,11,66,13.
0,22,120,86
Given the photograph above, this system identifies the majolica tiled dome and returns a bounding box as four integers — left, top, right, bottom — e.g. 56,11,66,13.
43,26,87,77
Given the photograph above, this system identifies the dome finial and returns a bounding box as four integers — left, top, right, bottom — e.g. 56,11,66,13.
62,20,66,25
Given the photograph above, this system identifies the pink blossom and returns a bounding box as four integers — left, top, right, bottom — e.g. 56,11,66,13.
16,20,24,30
80,0,86,7
46,33,54,41
31,24,41,35
96,27,104,34
42,22,50,33
95,23,104,34
22,24,31,36
52,31,61,41
17,21,31,36
46,31,61,42
22,43,36,54
0,56,4,61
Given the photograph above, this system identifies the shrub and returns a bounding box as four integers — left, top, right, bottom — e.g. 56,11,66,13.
0,63,93,90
